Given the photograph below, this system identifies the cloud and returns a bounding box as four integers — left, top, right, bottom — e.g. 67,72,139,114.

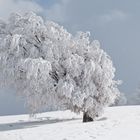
0,0,43,20
44,0,69,23
0,0,130,28
39,0,129,31
0,0,129,33
98,10,128,25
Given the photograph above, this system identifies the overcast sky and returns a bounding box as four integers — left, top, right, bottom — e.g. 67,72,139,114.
0,0,140,115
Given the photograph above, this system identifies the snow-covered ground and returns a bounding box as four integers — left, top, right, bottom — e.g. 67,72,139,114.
0,106,140,140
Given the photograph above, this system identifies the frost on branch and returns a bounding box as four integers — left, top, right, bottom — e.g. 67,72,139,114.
0,12,120,119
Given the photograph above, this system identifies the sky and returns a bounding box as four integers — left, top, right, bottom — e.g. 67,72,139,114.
0,0,140,115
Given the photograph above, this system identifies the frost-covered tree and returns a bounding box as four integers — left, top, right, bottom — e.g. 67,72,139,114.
0,12,120,122
113,92,127,106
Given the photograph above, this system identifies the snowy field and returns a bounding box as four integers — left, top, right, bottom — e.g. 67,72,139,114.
0,106,140,140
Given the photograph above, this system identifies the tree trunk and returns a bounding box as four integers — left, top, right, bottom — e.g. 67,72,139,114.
83,112,93,122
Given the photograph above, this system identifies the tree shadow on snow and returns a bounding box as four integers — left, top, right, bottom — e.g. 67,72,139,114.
0,117,80,132
97,117,107,121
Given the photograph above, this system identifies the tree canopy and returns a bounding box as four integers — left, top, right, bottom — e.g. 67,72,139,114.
0,12,120,119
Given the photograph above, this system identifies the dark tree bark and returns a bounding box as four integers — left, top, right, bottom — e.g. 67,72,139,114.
83,112,93,122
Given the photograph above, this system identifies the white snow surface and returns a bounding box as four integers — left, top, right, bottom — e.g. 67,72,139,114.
0,106,140,140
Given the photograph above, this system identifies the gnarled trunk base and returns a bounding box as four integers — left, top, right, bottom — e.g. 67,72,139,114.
83,112,93,122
